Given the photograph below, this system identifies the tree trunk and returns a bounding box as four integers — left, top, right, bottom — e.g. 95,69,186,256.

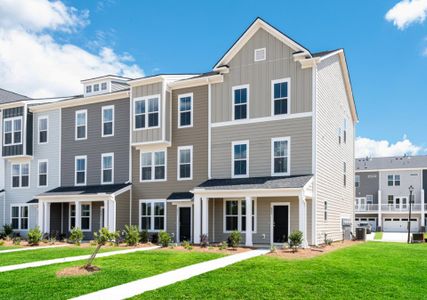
84,244,102,269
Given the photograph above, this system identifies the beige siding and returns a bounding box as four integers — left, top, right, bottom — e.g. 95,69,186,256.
116,190,131,231
211,117,312,178
315,54,355,244
211,28,312,123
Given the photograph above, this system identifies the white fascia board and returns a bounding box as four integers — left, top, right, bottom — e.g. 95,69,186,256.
168,74,224,89
190,187,303,198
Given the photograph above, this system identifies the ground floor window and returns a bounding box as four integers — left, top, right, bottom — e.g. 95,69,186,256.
139,200,165,231
11,205,29,230
224,199,256,233
69,203,91,231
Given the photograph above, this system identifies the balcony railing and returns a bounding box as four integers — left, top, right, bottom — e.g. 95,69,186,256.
355,204,379,212
380,204,422,212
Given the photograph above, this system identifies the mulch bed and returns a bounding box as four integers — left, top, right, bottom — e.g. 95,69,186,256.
160,245,250,254
56,266,100,277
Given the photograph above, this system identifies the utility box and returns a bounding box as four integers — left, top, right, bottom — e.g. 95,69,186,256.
356,227,367,241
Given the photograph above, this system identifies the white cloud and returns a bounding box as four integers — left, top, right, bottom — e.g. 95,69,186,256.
356,136,424,158
0,0,143,97
385,0,427,30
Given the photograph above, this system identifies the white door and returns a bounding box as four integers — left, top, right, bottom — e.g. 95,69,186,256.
383,218,419,232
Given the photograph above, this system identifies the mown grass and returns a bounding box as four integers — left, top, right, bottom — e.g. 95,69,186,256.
374,231,383,240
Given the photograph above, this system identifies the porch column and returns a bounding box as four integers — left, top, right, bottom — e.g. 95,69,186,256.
44,202,51,234
38,201,44,233
103,200,109,229
421,189,425,229
378,190,382,229
298,193,307,247
201,197,209,238
75,201,81,229
108,199,116,232
245,196,253,247
193,196,201,244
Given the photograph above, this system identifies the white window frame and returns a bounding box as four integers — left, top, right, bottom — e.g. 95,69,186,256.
69,203,92,232
254,47,266,62
3,116,23,146
232,84,250,121
94,83,99,92
37,159,48,188
69,203,76,230
394,175,400,186
178,93,193,128
75,109,87,140
271,137,290,176
271,78,291,116
102,105,114,137
101,82,108,91
223,198,257,233
101,153,114,184
10,204,29,231
140,150,167,182
74,155,87,186
355,175,360,188
343,118,347,144
80,203,92,232
138,199,167,232
11,163,30,189
343,162,347,187
133,94,161,130
177,145,193,181
86,85,92,94
231,140,249,178
38,116,49,144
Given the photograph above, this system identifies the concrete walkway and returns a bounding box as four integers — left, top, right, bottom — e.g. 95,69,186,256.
0,244,69,254
73,249,270,300
0,246,160,273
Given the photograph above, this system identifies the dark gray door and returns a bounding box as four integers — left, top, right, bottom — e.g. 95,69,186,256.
273,205,289,243
179,207,191,242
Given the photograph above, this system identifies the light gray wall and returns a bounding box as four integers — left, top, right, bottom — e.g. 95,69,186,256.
356,172,379,203
379,169,422,204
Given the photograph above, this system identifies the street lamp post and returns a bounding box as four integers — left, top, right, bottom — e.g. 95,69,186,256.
407,185,414,244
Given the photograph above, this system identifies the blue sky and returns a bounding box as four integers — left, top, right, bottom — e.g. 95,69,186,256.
1,0,427,157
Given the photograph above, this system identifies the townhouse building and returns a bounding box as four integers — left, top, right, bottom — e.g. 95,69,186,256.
0,18,357,246
355,155,427,232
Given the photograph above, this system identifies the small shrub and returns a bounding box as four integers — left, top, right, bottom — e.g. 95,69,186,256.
69,227,83,245
187,245,193,251
140,230,149,243
85,228,116,270
323,233,333,246
219,241,228,250
0,232,6,240
182,240,191,249
229,231,241,248
89,240,97,246
150,232,159,244
200,234,209,248
123,225,139,246
270,245,277,253
13,236,21,245
289,230,304,252
159,231,171,247
58,233,66,241
0,240,4,246
208,246,214,250
27,227,42,246
48,236,56,245
3,224,13,237
169,243,177,249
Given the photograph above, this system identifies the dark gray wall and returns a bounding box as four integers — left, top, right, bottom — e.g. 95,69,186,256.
356,171,379,203
2,106,24,156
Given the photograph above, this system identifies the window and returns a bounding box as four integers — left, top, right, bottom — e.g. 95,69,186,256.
254,48,266,61
139,200,165,231
38,116,48,144
11,163,29,188
102,105,114,137
75,110,87,140
343,162,347,187
232,141,248,178
388,175,400,186
388,195,394,205
86,85,92,93
338,128,341,144
38,160,48,187
224,199,256,232
75,156,87,186
178,93,193,128
4,117,22,145
101,82,107,90
232,85,249,120
134,95,160,129
178,146,192,180
140,151,166,181
271,137,290,176
94,84,99,92
81,204,91,231
343,118,347,143
272,78,290,115
101,153,114,184
11,205,28,230
366,195,373,204
355,175,360,188
69,204,76,229
387,175,393,186
324,201,328,221
394,175,400,186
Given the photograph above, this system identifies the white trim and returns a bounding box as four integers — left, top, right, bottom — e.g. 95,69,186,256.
232,84,250,121
37,159,48,188
270,202,290,245
37,115,49,144
231,140,249,178
254,47,266,62
100,206,105,228
271,78,291,116
3,116,23,146
271,137,291,176
101,152,114,184
208,83,212,179
69,202,92,232
10,204,29,231
177,145,193,181
211,112,312,128
75,109,87,140
101,105,115,137
139,150,167,182
223,198,257,234
133,94,161,131
177,93,193,128
10,162,30,189
138,199,167,232
74,155,87,186
176,204,193,243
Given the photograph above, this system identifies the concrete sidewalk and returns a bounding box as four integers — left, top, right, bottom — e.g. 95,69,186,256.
72,249,270,300
0,244,70,254
0,246,160,273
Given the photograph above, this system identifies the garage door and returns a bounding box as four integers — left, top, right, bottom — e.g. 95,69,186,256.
355,218,377,231
383,218,419,232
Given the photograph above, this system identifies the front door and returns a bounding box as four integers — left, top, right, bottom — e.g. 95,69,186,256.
179,207,191,242
273,205,289,243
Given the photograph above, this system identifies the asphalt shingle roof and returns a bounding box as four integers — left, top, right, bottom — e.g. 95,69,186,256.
40,183,131,196
356,155,427,171
167,192,194,200
0,88,28,104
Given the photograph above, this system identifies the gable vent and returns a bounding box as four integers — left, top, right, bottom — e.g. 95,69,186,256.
254,48,266,62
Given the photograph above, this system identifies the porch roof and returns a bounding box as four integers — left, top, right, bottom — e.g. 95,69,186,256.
39,183,131,196
167,192,194,201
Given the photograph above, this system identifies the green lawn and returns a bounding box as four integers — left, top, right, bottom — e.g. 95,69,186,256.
0,245,21,251
0,250,223,299
374,231,383,240
136,243,427,299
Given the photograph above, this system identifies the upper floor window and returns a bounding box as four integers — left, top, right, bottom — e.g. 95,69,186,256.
102,105,114,137
86,85,92,93
139,200,165,231
11,205,28,230
11,163,29,188
38,160,48,187
343,162,347,187
232,141,249,178
134,96,160,129
178,146,192,180
101,153,114,184
324,201,328,221
343,118,347,143
232,85,249,120
75,156,87,186
271,137,290,176
366,195,373,204
272,78,290,115
101,82,107,90
387,195,394,205
338,127,342,144
355,175,360,188
388,175,400,186
178,93,193,128
254,48,266,62
38,116,48,144
140,151,166,181
75,110,87,140
94,84,99,92
4,117,22,145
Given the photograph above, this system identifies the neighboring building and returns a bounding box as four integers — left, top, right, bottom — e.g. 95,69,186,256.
355,155,427,232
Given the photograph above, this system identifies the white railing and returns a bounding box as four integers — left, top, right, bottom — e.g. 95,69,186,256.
380,204,422,212
354,204,379,212
424,204,427,211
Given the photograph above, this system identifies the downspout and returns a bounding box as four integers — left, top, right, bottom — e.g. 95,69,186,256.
311,62,318,245
128,90,133,226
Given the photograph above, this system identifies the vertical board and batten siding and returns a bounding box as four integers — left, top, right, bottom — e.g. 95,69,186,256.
61,98,130,186
2,106,24,156
211,28,312,123
132,83,163,143
356,172,379,203
315,54,355,244
379,169,422,204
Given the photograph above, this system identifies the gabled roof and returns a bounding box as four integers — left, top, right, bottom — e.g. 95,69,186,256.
0,88,29,104
356,155,427,171
39,183,131,196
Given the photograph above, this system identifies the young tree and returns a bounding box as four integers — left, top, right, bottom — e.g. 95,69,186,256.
83,227,116,270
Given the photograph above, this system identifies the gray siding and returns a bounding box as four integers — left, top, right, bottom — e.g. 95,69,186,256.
423,170,427,205
379,169,422,204
116,190,131,231
356,172,379,203
61,98,130,186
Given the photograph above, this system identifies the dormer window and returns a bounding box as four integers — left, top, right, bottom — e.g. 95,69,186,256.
86,85,92,93
94,84,99,92
101,82,107,90
4,117,22,146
